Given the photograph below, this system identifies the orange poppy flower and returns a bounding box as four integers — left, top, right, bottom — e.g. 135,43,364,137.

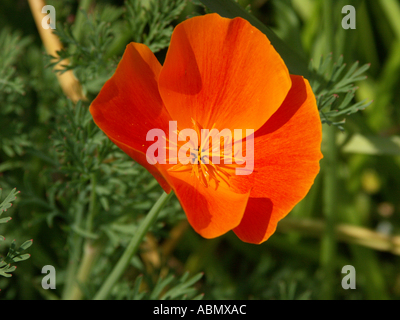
90,13,323,244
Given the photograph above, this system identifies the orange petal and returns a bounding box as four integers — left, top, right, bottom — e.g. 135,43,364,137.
234,75,323,244
165,170,251,238
158,13,291,134
90,43,172,193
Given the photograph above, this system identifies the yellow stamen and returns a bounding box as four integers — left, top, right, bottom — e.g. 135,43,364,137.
167,119,241,189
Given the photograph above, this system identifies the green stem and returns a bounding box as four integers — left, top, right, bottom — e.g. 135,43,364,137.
322,0,334,56
61,190,86,300
66,240,100,300
319,0,338,300
72,0,93,42
320,124,338,300
86,172,97,234
63,172,98,300
93,191,174,300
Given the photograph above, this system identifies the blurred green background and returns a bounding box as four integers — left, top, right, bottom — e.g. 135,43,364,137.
1,0,400,300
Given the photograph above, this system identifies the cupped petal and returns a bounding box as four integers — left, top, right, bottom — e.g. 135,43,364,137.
165,170,251,239
158,13,291,135
234,75,323,244
90,42,172,192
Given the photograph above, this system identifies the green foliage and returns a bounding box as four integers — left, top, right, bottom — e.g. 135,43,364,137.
1,0,400,300
51,0,186,95
111,272,204,300
151,272,203,300
0,240,32,278
125,0,187,53
51,13,118,94
310,54,372,130
193,0,251,15
0,28,30,95
0,189,32,278
0,28,32,158
0,188,19,217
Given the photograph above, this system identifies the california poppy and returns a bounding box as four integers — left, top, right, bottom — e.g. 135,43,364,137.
90,13,322,244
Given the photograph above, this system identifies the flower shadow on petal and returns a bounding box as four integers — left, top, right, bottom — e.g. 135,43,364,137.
158,27,202,96
166,172,251,238
90,43,171,155
96,44,165,116
171,178,214,234
233,75,322,244
233,198,273,244
255,76,308,137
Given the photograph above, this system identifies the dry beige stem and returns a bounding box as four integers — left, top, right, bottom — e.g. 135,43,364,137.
277,217,400,256
28,0,86,103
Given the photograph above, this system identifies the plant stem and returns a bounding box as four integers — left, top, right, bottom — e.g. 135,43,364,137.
86,172,97,234
27,0,86,103
277,217,400,256
61,190,86,300
93,191,174,300
66,240,100,300
63,172,99,300
72,0,93,42
320,124,338,300
318,0,338,300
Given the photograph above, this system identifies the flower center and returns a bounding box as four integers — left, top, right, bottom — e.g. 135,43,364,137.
167,119,239,189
